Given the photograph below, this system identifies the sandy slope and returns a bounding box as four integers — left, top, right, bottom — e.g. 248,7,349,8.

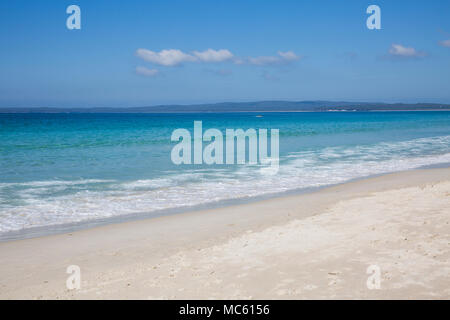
0,168,449,299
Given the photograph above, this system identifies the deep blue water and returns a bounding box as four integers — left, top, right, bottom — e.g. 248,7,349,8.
1,112,449,235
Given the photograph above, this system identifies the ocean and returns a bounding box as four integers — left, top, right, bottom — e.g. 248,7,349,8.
1,111,449,239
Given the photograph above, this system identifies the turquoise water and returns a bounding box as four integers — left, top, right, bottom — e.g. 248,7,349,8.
1,112,450,236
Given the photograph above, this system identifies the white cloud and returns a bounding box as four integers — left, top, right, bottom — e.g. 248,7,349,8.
388,44,426,58
135,66,159,77
277,51,299,61
247,51,300,65
193,49,233,62
439,40,450,47
135,48,301,69
136,49,196,66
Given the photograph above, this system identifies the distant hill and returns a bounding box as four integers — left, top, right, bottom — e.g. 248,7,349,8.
1,101,450,113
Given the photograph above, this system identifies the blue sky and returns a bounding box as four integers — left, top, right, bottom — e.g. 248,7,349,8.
1,0,450,107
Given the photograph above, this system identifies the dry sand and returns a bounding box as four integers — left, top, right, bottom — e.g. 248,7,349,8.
0,168,449,299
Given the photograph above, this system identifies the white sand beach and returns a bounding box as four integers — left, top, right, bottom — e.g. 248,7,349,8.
0,168,449,299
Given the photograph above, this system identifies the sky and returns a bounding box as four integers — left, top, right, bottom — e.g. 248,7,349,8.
0,0,450,108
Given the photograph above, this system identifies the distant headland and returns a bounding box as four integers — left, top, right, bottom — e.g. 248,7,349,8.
1,101,450,113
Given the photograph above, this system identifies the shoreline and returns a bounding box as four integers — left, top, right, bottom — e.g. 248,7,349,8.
0,167,449,299
2,164,448,242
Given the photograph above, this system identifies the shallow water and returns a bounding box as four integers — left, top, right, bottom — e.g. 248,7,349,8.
1,112,449,236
